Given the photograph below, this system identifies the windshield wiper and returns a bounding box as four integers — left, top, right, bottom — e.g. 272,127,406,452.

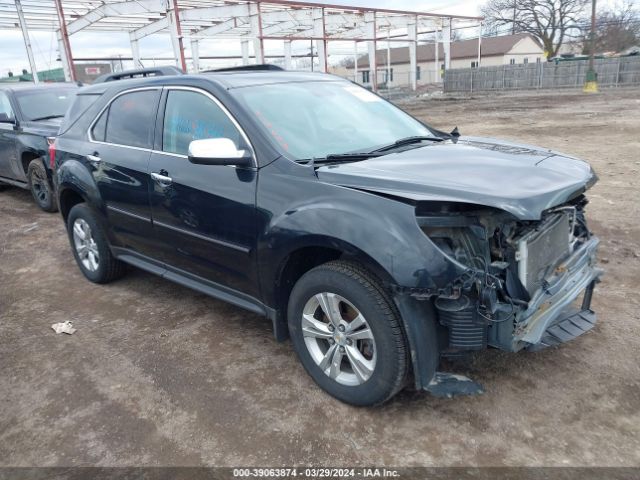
372,135,444,153
297,152,383,166
30,114,65,121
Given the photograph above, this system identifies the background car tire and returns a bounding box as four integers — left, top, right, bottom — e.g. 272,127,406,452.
288,260,409,406
67,203,126,284
27,159,57,212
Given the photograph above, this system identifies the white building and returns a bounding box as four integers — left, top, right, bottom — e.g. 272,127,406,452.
333,33,545,87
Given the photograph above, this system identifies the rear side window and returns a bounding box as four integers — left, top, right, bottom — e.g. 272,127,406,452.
92,109,108,142
102,90,158,149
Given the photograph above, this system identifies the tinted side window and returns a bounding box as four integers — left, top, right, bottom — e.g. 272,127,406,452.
0,92,14,121
105,90,158,148
162,90,241,156
92,108,108,142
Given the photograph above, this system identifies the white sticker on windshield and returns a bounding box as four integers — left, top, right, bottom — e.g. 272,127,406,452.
343,86,381,102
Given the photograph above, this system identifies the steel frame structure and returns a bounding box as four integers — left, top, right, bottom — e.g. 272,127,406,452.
0,0,483,90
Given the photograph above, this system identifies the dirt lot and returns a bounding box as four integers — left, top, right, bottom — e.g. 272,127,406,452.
1,88,639,468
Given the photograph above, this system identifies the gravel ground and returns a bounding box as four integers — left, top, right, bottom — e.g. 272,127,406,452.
0,87,639,467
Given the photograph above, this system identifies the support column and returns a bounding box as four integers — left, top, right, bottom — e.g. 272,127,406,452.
354,41,359,83
191,38,200,72
56,31,71,81
365,11,377,91
15,0,38,83
249,3,264,64
386,30,391,87
130,34,143,69
54,0,75,81
477,22,482,68
284,40,292,70
434,23,440,82
313,8,327,72
408,16,417,90
168,0,187,72
443,18,452,71
241,39,250,65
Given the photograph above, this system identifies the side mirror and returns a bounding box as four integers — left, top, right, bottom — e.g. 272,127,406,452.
187,138,252,167
0,113,15,124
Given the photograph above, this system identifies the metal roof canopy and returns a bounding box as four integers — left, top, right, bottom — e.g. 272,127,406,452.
0,0,483,90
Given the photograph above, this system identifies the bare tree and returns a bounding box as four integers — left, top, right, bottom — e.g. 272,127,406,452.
582,1,640,54
339,57,355,69
481,0,590,58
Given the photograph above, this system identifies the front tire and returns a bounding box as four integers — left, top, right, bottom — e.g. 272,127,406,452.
67,203,126,284
288,261,408,406
27,159,57,212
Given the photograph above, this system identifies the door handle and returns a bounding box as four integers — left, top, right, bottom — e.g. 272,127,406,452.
86,153,101,163
151,171,173,186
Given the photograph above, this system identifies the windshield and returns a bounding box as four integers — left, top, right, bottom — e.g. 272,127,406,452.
14,87,77,121
231,81,434,160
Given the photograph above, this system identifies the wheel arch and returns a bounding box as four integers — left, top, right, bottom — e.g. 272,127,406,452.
56,158,105,223
21,150,45,176
268,236,397,342
58,185,88,222
268,235,440,390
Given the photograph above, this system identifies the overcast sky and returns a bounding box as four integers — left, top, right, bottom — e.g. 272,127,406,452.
0,0,486,76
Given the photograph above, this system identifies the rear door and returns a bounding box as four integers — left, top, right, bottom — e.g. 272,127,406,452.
0,91,18,180
88,87,161,258
148,86,259,297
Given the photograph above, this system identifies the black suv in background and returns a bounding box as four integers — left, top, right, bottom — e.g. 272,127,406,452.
54,69,602,405
0,83,77,211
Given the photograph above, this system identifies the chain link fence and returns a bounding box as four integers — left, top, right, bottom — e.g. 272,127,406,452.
444,56,640,93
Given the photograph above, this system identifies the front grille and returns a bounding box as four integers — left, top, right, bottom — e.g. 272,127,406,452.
517,213,572,295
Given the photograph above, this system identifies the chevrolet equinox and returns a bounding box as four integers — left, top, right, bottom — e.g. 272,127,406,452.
54,68,602,405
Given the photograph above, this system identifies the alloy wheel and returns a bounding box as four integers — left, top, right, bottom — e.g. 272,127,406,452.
301,292,377,386
72,218,100,272
30,168,49,206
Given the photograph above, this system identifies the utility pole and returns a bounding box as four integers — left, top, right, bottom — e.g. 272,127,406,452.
584,0,598,93
512,2,516,35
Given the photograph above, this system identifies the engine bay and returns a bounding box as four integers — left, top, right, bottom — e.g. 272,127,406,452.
416,195,596,353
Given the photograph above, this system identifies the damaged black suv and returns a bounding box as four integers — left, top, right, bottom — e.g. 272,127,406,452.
54,68,602,405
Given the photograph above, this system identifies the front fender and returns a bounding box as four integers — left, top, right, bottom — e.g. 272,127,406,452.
256,159,456,388
257,159,463,305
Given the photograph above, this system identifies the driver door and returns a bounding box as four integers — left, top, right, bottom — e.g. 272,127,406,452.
0,91,18,180
148,87,260,297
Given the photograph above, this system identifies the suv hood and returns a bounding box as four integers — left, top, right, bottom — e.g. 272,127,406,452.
21,118,62,136
316,136,597,220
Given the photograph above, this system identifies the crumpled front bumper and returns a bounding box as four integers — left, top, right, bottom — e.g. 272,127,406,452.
514,236,603,350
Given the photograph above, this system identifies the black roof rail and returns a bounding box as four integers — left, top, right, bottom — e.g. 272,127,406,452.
93,66,184,83
204,64,285,73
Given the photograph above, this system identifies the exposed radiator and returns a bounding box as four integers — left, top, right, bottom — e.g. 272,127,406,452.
516,212,572,295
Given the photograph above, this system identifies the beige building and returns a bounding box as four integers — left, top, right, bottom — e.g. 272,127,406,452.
332,33,545,87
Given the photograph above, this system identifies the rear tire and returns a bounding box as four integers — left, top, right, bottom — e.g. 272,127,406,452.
288,260,408,406
67,203,126,283
27,159,57,212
